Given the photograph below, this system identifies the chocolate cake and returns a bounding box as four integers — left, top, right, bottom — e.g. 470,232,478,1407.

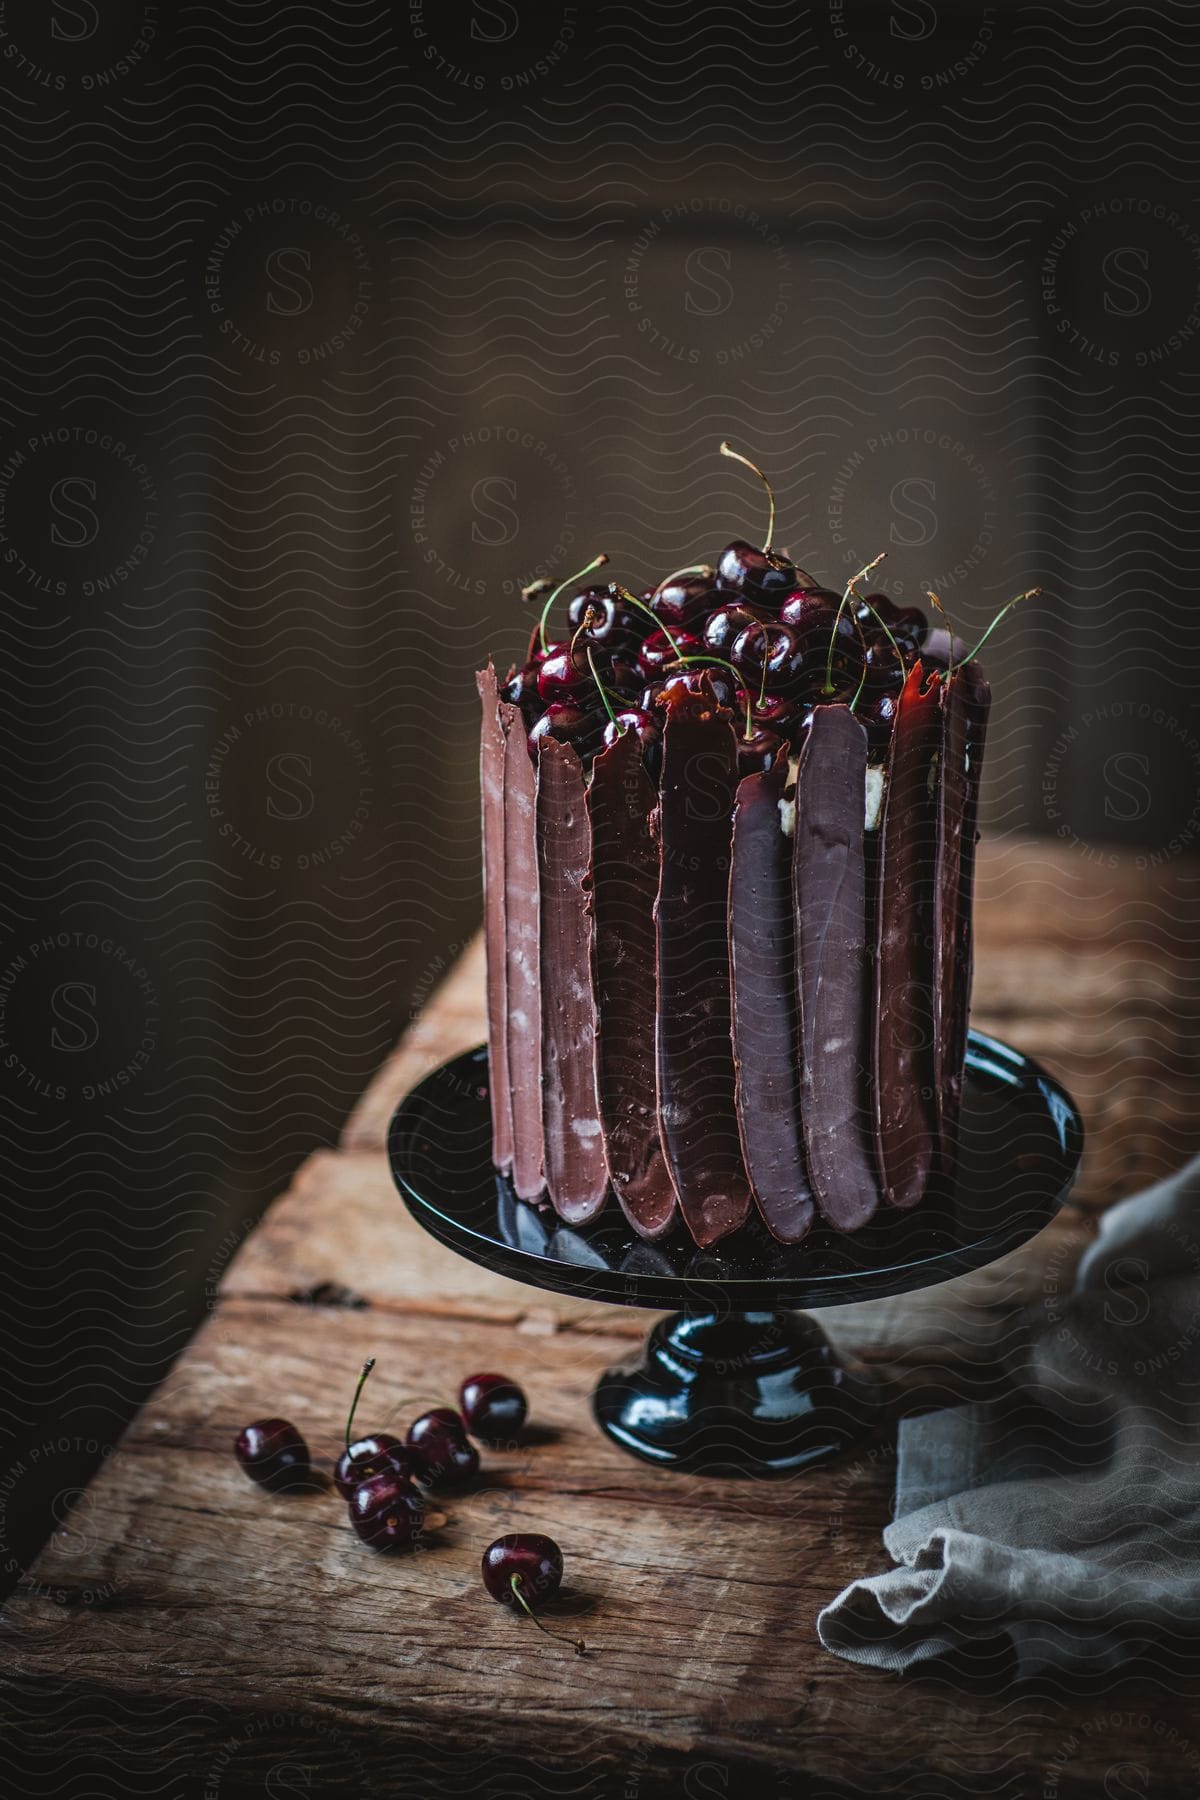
477,448,1022,1250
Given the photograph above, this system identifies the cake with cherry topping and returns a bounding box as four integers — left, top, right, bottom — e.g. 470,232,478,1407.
478,444,1032,1249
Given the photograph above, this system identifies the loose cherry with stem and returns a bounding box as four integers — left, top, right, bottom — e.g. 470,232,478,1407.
482,1535,586,1656
334,1357,423,1498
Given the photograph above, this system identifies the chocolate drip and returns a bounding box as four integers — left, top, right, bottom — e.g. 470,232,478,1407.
503,703,545,1201
793,705,880,1232
477,667,514,1173
943,661,991,1163
589,731,678,1240
536,737,609,1223
730,759,814,1243
873,663,943,1209
655,691,752,1246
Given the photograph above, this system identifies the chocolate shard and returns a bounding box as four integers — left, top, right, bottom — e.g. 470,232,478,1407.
655,688,752,1247
940,660,991,1169
793,706,880,1232
477,666,514,1174
502,700,545,1202
873,662,943,1209
730,759,814,1244
536,736,609,1224
589,730,678,1240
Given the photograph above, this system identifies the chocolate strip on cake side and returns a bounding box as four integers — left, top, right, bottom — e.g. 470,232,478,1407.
502,703,546,1201
589,730,678,1240
477,667,514,1173
535,736,609,1223
873,661,943,1209
941,661,991,1168
729,757,814,1243
793,705,880,1232
655,686,753,1246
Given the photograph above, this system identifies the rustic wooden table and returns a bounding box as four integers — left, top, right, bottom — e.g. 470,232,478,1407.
5,838,1200,1797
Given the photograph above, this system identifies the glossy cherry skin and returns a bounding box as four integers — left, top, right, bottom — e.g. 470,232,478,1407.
602,708,660,769
716,540,798,599
729,620,809,696
854,590,900,627
482,1533,564,1608
779,589,865,689
637,628,702,682
567,587,648,657
334,1434,424,1500
406,1409,480,1485
348,1470,426,1550
861,632,906,693
736,725,786,777
460,1373,528,1443
859,687,899,753
890,606,928,656
528,703,604,762
920,626,970,670
651,568,718,630
754,692,802,735
536,641,592,704
234,1419,311,1492
502,662,542,726
703,601,770,657
656,666,745,714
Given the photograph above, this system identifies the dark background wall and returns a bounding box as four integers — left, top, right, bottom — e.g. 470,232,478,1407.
3,0,1199,1580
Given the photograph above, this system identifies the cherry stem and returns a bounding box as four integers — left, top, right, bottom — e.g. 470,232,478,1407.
925,588,955,679
532,552,609,660
510,1574,586,1657
608,582,685,662
586,645,623,734
663,652,753,740
345,1358,376,1451
824,551,886,696
720,441,776,554
964,588,1041,665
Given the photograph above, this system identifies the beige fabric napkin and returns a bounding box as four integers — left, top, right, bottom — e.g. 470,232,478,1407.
818,1155,1200,1676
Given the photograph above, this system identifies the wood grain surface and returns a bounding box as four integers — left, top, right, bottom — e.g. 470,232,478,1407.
5,837,1200,1798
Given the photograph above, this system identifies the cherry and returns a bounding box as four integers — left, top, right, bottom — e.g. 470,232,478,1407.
638,628,701,682
603,708,660,766
651,565,719,630
481,1533,585,1656
348,1469,426,1550
778,586,841,635
528,703,604,761
858,688,899,753
657,666,745,714
234,1418,311,1492
861,632,906,693
567,587,648,657
780,588,865,691
333,1358,424,1498
460,1373,528,1443
890,606,927,656
537,640,592,704
530,552,609,660
501,662,542,727
729,619,807,695
853,590,901,627
407,1408,480,1485
737,724,786,777
754,692,802,734
703,601,770,657
715,442,806,599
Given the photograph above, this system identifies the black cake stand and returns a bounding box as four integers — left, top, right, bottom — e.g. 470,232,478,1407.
388,1032,1083,1478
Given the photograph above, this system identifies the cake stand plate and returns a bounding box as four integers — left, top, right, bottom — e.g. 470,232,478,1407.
388,1033,1082,1477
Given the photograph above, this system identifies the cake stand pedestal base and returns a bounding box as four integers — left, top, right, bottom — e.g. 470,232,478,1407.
593,1309,879,1477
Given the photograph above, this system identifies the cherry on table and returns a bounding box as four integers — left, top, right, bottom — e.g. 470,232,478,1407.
407,1408,480,1486
234,1418,311,1492
460,1373,528,1443
348,1469,426,1551
481,1533,585,1656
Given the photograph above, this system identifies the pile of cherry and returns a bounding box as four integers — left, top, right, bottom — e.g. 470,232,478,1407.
235,1361,584,1654
503,446,940,780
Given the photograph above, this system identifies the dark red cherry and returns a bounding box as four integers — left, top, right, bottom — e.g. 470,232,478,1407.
779,587,841,635
567,587,648,657
460,1373,528,1443
659,666,745,713
234,1418,311,1492
858,688,900,752
482,1533,564,1607
730,620,808,695
794,687,859,739
528,703,604,762
853,590,900,627
890,606,928,656
348,1470,426,1550
716,540,798,599
334,1434,423,1500
920,626,970,671
861,633,906,693
651,567,718,630
502,662,542,727
737,725,786,777
754,692,802,734
407,1408,480,1485
638,628,701,681
536,641,592,704
780,589,864,690
602,707,660,767
703,600,770,657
